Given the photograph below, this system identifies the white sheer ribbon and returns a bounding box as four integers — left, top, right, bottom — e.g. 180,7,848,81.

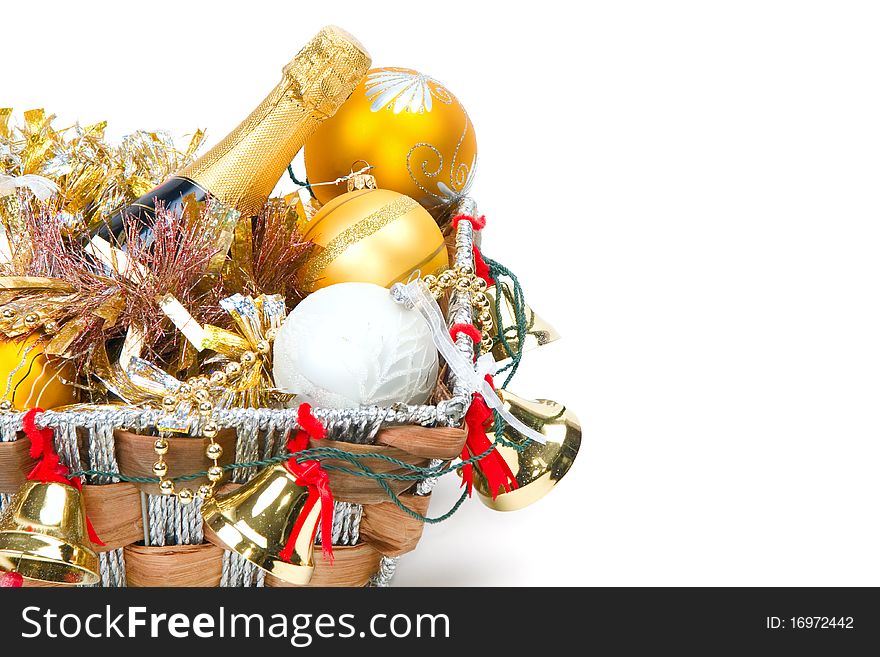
0,173,59,201
398,280,546,444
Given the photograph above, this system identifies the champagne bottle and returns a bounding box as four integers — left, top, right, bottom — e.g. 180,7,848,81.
96,26,371,243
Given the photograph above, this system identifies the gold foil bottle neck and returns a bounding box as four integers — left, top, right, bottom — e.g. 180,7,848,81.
282,25,371,119
178,26,371,219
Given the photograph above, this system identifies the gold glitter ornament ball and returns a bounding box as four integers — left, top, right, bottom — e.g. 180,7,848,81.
0,333,76,410
297,187,448,293
303,67,477,214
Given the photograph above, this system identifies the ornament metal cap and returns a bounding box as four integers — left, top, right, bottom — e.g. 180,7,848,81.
0,481,100,585
202,462,322,585
346,161,378,192
473,390,581,511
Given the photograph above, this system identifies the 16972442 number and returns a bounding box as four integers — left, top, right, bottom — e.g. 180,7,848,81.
766,616,854,630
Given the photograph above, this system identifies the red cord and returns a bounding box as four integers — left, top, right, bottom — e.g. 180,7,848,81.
450,323,482,345
452,214,487,231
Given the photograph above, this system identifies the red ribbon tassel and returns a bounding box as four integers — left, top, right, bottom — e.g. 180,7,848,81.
460,382,518,499
280,403,335,565
22,409,104,546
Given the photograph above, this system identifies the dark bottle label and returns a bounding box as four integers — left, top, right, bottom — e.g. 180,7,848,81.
94,176,209,245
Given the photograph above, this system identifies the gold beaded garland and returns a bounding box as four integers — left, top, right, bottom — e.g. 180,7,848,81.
424,268,495,355
143,317,285,502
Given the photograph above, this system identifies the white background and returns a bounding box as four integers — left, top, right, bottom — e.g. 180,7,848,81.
4,0,880,586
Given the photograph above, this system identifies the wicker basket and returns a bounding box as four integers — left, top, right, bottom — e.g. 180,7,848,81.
0,206,482,587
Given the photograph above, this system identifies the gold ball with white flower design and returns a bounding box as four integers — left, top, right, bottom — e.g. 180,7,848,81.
304,67,477,216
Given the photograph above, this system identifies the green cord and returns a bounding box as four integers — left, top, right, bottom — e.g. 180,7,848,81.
287,164,315,199
484,255,529,388
66,439,511,524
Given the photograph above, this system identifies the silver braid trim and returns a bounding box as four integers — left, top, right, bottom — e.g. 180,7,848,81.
367,556,399,587
221,551,262,587
146,493,203,547
96,549,126,587
0,400,466,440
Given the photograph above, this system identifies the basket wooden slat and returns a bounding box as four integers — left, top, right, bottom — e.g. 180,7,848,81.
114,428,237,495
82,483,144,552
375,426,467,459
125,542,224,587
309,438,429,505
360,493,432,557
0,436,34,494
264,543,382,588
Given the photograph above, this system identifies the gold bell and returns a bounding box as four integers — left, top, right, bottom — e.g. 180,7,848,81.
487,282,561,363
0,481,100,585
473,390,581,512
202,462,322,585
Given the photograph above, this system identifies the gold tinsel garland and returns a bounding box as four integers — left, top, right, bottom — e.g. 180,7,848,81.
0,109,311,411
0,108,205,234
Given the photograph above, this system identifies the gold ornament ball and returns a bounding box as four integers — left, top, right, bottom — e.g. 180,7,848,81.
304,67,477,214
297,188,448,293
0,333,76,410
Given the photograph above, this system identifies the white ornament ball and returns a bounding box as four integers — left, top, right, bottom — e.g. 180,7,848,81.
273,282,439,408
